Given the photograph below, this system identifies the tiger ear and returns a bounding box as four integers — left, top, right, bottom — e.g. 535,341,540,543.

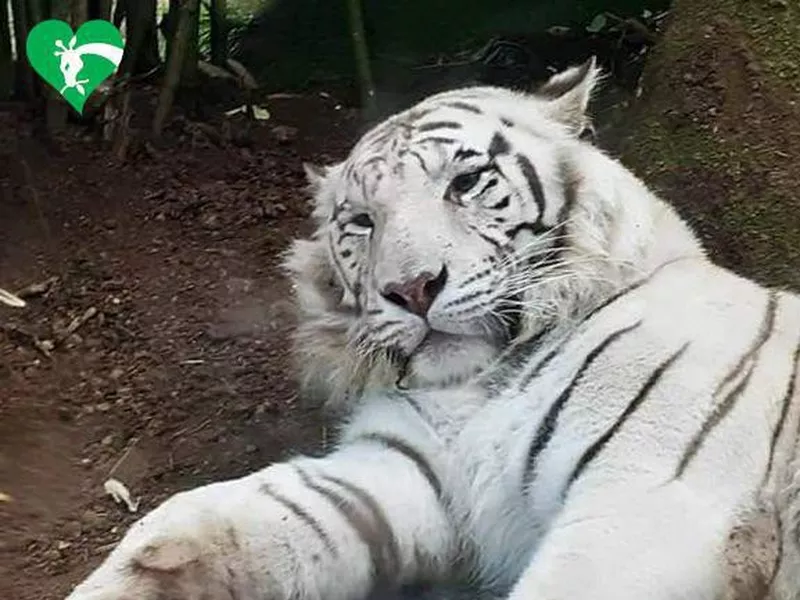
537,56,602,135
303,162,330,195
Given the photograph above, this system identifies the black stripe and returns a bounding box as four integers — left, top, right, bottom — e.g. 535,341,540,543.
480,179,499,195
324,474,401,583
295,468,399,585
516,334,571,391
409,150,429,174
515,154,546,221
478,325,555,389
565,343,690,490
328,235,358,300
260,483,338,554
416,136,457,145
505,221,551,239
522,321,643,491
416,121,463,132
443,101,482,114
488,133,511,158
443,290,485,309
455,147,481,161
512,265,669,392
356,433,442,497
762,335,800,485
489,196,509,210
362,155,386,166
393,390,429,422
715,292,778,395
673,292,779,479
460,267,493,287
477,230,505,250
557,159,580,226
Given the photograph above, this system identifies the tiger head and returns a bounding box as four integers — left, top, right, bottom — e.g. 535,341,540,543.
284,58,698,410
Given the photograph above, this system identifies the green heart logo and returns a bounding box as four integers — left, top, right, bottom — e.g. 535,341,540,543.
26,20,124,114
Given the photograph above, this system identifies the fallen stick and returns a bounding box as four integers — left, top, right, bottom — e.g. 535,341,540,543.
55,307,99,344
0,288,26,308
15,276,59,299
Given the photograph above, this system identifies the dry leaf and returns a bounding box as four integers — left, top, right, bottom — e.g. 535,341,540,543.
224,105,247,117
104,478,139,513
253,105,270,121
0,288,26,308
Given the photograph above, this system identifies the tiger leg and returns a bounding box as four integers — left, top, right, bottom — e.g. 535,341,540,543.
504,484,774,600
63,428,454,600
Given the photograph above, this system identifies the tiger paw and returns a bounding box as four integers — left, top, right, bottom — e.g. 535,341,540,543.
64,488,283,600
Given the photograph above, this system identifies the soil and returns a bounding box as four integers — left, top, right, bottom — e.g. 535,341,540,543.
0,91,360,600
617,0,800,291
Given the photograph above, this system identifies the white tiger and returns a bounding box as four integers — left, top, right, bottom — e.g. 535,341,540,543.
65,58,800,600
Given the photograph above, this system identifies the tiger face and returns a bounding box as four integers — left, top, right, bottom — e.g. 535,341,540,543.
286,59,605,405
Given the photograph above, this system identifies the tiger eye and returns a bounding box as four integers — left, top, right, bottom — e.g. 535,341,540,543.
450,171,482,194
350,213,374,229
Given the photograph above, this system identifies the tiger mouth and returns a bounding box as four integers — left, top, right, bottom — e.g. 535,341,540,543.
384,293,524,387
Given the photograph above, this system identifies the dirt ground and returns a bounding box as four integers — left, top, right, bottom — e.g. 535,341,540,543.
0,92,360,600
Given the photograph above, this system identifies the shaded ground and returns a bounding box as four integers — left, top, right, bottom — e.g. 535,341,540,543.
0,93,359,600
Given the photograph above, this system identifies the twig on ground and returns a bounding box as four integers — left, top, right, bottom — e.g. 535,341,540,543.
15,276,58,299
0,288,26,307
55,307,99,345
0,323,53,358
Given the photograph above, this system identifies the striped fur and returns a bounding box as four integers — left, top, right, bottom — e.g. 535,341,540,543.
66,61,800,600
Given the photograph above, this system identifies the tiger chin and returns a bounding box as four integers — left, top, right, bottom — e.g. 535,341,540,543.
65,58,800,600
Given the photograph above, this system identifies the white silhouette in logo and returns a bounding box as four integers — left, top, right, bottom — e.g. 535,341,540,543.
54,35,123,96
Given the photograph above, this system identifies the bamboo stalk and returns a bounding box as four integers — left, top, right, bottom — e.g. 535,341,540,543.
345,0,376,116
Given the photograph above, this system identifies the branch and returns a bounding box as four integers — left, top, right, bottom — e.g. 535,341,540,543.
345,0,376,116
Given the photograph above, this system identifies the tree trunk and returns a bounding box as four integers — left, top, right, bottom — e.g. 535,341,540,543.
70,0,88,26
46,0,70,131
10,0,34,100
0,0,13,99
181,0,199,87
118,0,160,75
152,0,198,136
345,0,376,116
25,0,42,27
160,0,179,63
89,0,112,20
209,0,227,66
620,0,800,291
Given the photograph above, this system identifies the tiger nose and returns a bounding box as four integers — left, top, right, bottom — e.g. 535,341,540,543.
381,266,448,317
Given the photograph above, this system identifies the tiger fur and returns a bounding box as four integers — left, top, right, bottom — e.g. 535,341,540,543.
64,58,800,600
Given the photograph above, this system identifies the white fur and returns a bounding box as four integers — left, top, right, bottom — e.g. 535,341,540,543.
65,61,800,600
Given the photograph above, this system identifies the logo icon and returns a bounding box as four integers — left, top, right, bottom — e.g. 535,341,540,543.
26,20,124,114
